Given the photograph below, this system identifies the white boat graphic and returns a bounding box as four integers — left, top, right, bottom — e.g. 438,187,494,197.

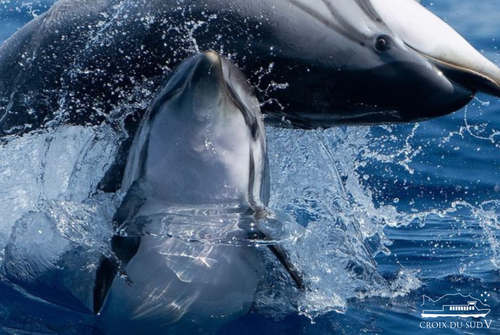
422,301,490,318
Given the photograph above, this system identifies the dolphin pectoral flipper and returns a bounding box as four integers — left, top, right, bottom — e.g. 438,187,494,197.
94,256,117,315
93,181,147,314
241,215,305,290
268,245,305,291
93,236,141,314
93,236,141,315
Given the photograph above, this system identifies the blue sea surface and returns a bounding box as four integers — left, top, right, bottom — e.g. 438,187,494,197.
1,0,500,334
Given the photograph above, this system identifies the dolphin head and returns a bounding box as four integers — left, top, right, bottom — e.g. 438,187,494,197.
123,50,269,207
366,0,500,119
264,0,500,127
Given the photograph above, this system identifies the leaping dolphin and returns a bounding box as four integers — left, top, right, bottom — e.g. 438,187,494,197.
0,0,499,134
93,51,299,334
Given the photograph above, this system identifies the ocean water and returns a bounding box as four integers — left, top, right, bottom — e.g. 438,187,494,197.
0,0,500,334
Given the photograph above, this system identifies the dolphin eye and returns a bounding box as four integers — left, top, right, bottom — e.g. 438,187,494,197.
375,35,392,52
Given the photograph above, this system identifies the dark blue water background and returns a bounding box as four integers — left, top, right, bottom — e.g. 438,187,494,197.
1,0,500,334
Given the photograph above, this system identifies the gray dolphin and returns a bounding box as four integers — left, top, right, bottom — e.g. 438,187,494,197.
0,0,499,134
93,51,297,334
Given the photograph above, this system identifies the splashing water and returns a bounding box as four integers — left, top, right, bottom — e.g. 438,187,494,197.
263,126,418,319
0,126,118,258
261,99,500,318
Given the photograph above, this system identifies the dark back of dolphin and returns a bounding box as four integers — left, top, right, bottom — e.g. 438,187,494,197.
1,0,500,136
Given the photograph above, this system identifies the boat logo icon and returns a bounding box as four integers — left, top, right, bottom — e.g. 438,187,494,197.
421,293,491,318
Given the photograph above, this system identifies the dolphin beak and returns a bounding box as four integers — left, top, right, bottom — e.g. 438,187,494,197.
371,0,500,98
415,49,500,98
190,50,225,85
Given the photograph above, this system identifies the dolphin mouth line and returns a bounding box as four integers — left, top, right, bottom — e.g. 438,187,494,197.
406,44,500,97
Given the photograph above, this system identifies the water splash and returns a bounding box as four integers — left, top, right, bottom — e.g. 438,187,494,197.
0,126,118,258
265,127,405,318
264,105,500,318
116,205,304,247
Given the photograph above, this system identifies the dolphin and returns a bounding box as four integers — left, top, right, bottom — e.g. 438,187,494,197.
93,50,299,334
0,0,499,135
